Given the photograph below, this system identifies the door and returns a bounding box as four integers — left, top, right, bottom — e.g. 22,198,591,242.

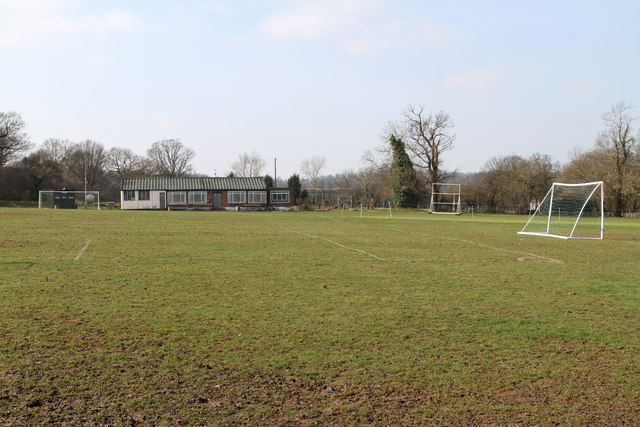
159,192,166,210
213,192,222,209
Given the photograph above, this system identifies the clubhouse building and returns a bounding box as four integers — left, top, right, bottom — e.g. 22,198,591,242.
120,177,293,211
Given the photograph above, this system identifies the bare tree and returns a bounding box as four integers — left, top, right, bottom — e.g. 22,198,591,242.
0,112,32,167
146,139,195,177
481,153,558,212
596,101,638,216
20,150,64,198
392,105,456,185
40,138,70,165
525,153,559,203
38,138,71,184
361,148,390,170
230,151,266,176
66,140,109,189
108,147,147,178
481,155,526,209
562,148,605,182
359,165,391,207
360,149,392,207
300,156,326,188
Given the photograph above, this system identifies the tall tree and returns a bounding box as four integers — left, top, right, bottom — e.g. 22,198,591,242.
107,147,147,178
36,138,71,186
0,112,32,167
287,173,302,204
360,148,392,207
524,153,559,203
20,151,63,199
231,151,266,176
263,175,274,190
146,139,195,177
389,135,420,207
40,138,70,165
562,148,607,183
65,140,109,190
596,101,638,216
0,165,30,200
480,153,558,211
300,156,326,188
392,105,456,185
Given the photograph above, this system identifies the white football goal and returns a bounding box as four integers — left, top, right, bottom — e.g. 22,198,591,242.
39,190,101,210
518,181,604,239
430,183,462,214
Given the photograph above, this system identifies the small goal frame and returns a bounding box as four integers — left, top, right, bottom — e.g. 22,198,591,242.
429,183,462,215
518,181,604,240
39,190,101,210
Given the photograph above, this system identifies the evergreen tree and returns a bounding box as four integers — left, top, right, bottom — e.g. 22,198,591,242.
287,173,302,204
389,134,420,207
264,175,274,190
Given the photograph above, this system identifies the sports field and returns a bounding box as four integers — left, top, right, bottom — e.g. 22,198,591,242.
1,208,639,424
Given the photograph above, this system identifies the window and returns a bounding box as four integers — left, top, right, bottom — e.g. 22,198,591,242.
123,190,135,201
228,191,246,204
271,191,290,203
138,190,150,201
189,191,207,205
167,191,186,205
248,191,267,204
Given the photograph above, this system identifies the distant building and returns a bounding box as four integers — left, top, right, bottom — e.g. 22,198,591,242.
120,177,293,211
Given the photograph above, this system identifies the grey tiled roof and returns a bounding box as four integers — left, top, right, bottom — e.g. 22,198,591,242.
121,176,267,191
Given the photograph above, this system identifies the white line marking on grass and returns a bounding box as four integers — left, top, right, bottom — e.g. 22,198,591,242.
74,239,91,260
284,229,385,261
391,229,562,263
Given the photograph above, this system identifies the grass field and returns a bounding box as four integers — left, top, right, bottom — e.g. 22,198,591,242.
1,208,639,424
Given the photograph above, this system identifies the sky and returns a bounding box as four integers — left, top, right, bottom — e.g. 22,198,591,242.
1,0,639,181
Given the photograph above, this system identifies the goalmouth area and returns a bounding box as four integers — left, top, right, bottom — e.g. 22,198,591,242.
1,208,639,424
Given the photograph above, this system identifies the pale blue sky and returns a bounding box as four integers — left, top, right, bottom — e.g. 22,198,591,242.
1,0,638,180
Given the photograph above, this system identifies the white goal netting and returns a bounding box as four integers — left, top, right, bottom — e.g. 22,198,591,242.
39,191,101,210
518,181,604,239
430,183,462,214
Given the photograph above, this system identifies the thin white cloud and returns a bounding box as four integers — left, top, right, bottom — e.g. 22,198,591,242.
257,1,366,40
196,0,230,15
443,67,509,91
170,0,229,28
0,1,140,48
254,0,464,55
341,17,462,55
0,0,76,12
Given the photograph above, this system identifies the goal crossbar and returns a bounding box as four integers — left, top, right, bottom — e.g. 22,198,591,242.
39,190,101,210
518,181,603,239
430,183,462,215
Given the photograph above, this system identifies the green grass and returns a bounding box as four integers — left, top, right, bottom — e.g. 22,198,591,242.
1,208,639,424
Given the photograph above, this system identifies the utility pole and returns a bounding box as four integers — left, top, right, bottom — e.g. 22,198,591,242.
274,158,277,187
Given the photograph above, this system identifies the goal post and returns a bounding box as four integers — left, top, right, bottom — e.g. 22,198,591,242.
429,183,462,215
518,181,604,239
39,190,101,210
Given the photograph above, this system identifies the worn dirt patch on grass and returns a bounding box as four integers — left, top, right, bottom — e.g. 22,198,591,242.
2,340,639,425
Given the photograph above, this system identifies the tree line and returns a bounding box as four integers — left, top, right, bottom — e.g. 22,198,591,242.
295,102,639,217
0,113,197,202
1,102,638,215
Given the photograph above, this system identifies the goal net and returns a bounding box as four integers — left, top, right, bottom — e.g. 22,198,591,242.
430,183,462,214
518,181,604,239
39,191,101,210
